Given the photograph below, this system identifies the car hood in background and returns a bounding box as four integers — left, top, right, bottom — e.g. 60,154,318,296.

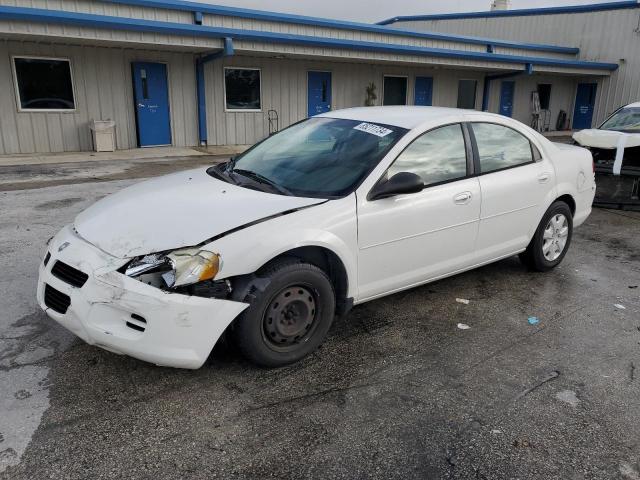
74,168,324,258
573,129,640,149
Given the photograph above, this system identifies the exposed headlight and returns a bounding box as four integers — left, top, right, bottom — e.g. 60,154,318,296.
125,248,221,288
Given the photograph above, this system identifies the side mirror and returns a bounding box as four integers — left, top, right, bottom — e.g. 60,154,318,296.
368,172,424,200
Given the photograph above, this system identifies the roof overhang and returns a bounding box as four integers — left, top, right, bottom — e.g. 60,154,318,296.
0,6,618,73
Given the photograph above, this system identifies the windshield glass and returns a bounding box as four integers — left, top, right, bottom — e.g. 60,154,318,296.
219,117,407,198
600,107,640,132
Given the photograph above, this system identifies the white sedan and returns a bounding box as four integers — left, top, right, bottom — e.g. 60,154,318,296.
37,107,595,369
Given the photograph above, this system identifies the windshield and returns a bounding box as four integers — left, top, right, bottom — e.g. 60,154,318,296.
214,117,407,198
600,107,640,132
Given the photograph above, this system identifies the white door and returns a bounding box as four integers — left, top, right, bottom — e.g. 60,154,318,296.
470,122,556,262
357,124,481,301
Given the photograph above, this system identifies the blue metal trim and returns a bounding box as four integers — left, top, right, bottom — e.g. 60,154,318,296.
95,0,579,54
377,0,638,24
0,7,616,71
196,37,235,145
481,65,533,111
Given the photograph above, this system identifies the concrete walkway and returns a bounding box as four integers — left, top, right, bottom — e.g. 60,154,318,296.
0,145,249,167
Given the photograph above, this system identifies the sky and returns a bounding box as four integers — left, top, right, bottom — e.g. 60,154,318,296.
188,0,622,23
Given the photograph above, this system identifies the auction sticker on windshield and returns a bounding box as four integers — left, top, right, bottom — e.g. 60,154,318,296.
353,122,393,137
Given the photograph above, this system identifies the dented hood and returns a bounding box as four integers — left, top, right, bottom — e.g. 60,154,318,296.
573,129,640,149
74,168,323,258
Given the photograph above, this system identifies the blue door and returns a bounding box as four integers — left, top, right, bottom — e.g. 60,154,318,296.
573,83,597,129
414,76,433,106
307,71,331,117
132,62,171,147
499,81,515,117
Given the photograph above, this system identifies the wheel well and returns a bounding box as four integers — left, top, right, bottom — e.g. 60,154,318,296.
556,194,576,215
258,246,351,315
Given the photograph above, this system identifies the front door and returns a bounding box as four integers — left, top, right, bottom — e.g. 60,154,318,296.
132,62,171,147
499,81,515,117
414,76,433,106
307,71,332,117
357,123,481,300
573,83,597,130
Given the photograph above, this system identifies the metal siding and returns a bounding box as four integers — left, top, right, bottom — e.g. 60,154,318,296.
0,40,197,154
396,8,639,125
205,56,486,146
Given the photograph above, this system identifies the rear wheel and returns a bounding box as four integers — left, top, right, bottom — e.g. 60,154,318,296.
232,259,335,367
519,201,573,272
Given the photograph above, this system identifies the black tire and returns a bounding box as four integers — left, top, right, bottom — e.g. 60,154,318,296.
231,258,336,367
519,201,573,272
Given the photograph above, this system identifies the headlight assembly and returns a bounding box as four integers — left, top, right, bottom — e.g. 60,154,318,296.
125,248,221,288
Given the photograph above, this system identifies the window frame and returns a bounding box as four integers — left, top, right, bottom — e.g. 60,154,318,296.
456,79,478,110
12,55,77,113
223,66,263,113
382,75,409,106
467,121,539,176
368,122,475,199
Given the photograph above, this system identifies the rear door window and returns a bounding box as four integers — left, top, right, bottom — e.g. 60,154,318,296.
471,123,534,173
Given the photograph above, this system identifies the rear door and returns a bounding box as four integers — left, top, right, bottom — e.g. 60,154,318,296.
470,122,556,262
357,123,481,300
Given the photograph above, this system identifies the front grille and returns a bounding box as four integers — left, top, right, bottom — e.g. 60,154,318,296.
51,261,88,288
43,251,51,266
126,314,147,332
44,284,71,314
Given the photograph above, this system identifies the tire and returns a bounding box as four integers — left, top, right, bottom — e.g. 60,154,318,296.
231,258,336,367
519,201,573,272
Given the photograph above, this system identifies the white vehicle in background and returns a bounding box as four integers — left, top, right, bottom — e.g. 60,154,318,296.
37,107,595,369
573,102,640,209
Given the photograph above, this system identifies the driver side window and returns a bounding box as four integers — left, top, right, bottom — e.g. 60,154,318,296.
387,124,468,186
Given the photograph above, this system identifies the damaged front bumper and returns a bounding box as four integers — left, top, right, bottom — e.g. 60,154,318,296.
36,225,248,369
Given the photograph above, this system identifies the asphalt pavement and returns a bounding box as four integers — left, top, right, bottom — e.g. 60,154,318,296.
0,157,639,479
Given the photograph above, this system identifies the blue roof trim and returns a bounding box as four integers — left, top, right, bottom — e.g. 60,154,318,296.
96,0,579,54
0,6,618,71
377,0,639,24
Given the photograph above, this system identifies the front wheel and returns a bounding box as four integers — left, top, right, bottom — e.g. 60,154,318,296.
231,259,335,367
519,201,573,272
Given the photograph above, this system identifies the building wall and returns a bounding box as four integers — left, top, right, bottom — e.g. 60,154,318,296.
203,55,488,146
391,7,640,125
0,40,198,154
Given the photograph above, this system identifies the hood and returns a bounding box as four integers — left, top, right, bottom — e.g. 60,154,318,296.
74,168,323,258
573,129,640,149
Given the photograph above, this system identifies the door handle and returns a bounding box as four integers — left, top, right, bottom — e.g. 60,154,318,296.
454,191,472,205
538,172,551,183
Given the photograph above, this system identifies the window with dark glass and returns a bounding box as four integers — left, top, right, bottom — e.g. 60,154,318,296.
471,123,534,173
13,57,75,110
383,76,408,106
537,84,551,110
225,68,261,111
457,80,477,109
387,124,467,186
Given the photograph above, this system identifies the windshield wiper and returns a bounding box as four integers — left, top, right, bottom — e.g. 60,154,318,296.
232,169,293,196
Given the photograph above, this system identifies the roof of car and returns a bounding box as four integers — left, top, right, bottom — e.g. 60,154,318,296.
625,102,640,108
318,106,473,129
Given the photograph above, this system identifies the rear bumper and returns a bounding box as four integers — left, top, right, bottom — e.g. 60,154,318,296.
37,225,248,369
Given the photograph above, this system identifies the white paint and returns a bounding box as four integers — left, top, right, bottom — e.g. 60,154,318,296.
455,298,470,304
457,323,471,330
614,304,626,310
40,107,595,369
555,389,580,407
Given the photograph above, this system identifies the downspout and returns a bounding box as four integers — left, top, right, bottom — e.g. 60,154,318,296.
482,62,533,112
196,37,234,145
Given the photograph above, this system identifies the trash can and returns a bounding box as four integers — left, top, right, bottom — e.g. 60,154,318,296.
89,120,116,152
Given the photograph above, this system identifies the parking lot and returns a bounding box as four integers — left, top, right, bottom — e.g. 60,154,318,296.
1,157,639,480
